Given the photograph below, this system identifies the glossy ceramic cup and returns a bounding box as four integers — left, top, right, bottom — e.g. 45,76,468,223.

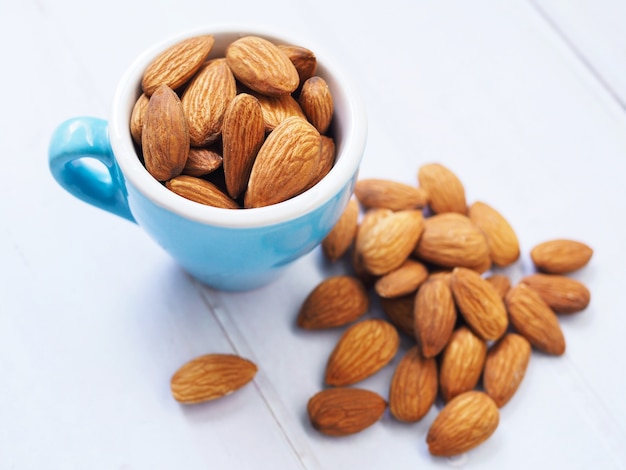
48,25,367,291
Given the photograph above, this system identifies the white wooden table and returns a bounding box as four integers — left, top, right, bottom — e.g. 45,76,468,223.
2,1,626,468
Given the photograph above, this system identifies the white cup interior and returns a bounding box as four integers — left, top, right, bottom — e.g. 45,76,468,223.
109,23,367,228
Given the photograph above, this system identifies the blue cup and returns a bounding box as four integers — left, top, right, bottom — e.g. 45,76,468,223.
48,25,367,291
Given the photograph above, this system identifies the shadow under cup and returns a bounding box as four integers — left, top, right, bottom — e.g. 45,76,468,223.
53,25,367,291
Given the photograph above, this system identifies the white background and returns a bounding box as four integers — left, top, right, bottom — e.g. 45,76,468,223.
1,1,625,469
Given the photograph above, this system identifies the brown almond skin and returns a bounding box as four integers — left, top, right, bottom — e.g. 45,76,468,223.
297,276,369,329
322,198,359,262
142,85,189,181
417,163,467,214
226,36,299,96
325,319,400,386
303,135,335,192
142,35,215,96
414,213,490,271
375,259,429,298
278,44,317,84
530,239,593,274
182,147,223,177
468,201,520,267
427,391,499,457
356,210,425,276
130,93,149,145
483,333,531,407
354,178,429,211
307,388,386,436
505,284,566,355
166,175,239,209
170,353,257,404
414,278,457,358
244,116,321,208
486,273,512,300
521,273,590,314
380,294,415,337
253,92,306,131
451,267,508,341
299,76,334,134
389,346,438,422
439,327,488,403
222,93,266,199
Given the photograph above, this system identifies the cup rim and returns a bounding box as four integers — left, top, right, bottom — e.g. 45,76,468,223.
108,23,366,229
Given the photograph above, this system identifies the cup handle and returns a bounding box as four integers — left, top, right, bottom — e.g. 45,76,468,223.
49,116,135,223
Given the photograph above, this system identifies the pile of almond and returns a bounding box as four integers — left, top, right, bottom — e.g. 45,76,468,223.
301,163,593,456
130,34,335,208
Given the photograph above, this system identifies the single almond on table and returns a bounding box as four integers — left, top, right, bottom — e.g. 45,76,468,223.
299,76,334,134
375,259,429,298
307,388,386,436
426,391,499,457
530,239,593,274
166,175,239,209
413,278,457,358
130,93,149,144
485,273,512,300
380,294,415,337
505,283,566,355
253,92,306,131
278,44,317,85
389,345,438,422
356,209,424,275
483,333,531,407
226,35,299,96
417,163,467,214
521,273,590,314
468,201,520,267
414,213,490,272
182,147,223,177
303,135,336,192
221,93,266,199
450,267,508,341
297,275,369,329
322,198,359,262
325,319,400,386
170,353,257,404
354,178,429,211
142,85,189,181
244,116,321,208
439,327,487,403
142,35,215,96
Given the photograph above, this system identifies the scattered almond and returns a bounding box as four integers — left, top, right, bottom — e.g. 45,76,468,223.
417,163,466,214
468,201,520,266
485,273,512,300
530,239,593,274
380,294,415,337
354,178,429,211
483,333,531,407
374,259,429,298
521,273,590,314
413,277,457,358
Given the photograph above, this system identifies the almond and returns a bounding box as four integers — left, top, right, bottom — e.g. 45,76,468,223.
389,346,438,422
321,198,359,262
244,116,321,208
521,273,590,314
130,93,149,145
181,58,236,146
253,92,306,131
485,273,511,300
439,327,487,402
356,209,424,275
182,147,223,177
468,201,520,266
483,333,531,407
226,36,299,96
351,209,393,284
325,319,400,386
380,294,415,337
530,239,593,274
450,267,508,341
297,275,369,329
375,259,429,299
221,93,266,199
354,179,429,211
414,213,490,271
303,135,335,192
166,175,239,209
413,278,457,358
170,353,257,404
505,284,566,355
142,35,215,96
142,85,189,181
278,44,317,85
307,388,386,436
426,391,499,457
417,163,467,214
299,76,334,134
